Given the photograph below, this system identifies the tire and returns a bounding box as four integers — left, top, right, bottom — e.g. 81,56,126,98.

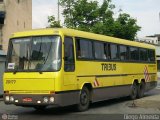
76,87,90,112
137,82,145,98
130,82,138,100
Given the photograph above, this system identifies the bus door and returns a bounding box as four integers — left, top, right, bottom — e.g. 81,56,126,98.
63,37,76,89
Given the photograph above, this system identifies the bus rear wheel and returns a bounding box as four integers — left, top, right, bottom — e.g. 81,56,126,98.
137,81,145,98
76,86,90,112
130,82,138,100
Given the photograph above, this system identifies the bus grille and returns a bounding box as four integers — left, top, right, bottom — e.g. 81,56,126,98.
8,90,50,94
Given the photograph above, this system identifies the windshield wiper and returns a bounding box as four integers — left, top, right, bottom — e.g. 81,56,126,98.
42,40,52,65
13,67,18,74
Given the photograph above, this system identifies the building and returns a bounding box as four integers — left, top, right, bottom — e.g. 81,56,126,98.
138,36,158,45
0,0,32,95
155,34,160,45
0,0,32,53
154,34,160,72
137,35,160,72
0,0,5,50
0,50,5,95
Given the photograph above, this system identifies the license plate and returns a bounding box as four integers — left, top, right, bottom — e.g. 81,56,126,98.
23,98,32,102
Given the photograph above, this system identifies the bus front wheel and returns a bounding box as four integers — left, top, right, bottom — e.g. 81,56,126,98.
76,86,90,112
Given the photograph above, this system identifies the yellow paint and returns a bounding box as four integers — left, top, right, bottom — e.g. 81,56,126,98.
4,28,157,95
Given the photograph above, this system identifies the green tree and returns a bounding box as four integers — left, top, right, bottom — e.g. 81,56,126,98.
59,0,115,32
48,15,62,28
51,0,141,40
113,13,141,40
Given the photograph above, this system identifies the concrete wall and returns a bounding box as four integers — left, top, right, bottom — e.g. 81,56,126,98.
138,37,158,45
0,2,5,47
0,0,32,95
156,46,160,56
2,0,32,53
0,55,6,95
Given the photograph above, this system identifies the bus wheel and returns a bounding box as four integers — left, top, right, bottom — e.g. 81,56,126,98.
130,82,138,100
34,106,46,111
76,86,90,112
137,81,145,98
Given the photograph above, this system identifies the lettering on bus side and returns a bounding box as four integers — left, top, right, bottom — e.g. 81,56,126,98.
101,63,116,71
6,80,16,84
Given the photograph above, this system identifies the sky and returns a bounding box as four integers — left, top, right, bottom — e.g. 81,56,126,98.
32,0,160,37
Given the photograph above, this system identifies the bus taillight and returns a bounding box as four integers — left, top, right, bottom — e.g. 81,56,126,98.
49,91,55,94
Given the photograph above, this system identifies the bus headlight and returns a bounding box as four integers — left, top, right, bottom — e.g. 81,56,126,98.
50,97,54,103
5,96,10,101
43,97,48,103
10,96,14,102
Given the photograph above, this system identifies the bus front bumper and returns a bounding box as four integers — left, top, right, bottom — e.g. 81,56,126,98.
3,91,79,107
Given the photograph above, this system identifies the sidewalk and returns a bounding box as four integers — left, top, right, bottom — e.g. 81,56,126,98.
127,73,160,109
132,86,160,109
134,94,160,109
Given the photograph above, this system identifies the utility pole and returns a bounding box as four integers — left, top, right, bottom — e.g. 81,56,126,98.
159,12,160,45
69,0,73,27
58,0,60,21
159,12,160,24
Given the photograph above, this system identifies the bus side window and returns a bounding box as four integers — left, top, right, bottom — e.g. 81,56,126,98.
148,49,155,62
110,44,119,60
94,42,107,60
76,38,93,59
107,44,111,60
120,45,127,60
64,37,75,72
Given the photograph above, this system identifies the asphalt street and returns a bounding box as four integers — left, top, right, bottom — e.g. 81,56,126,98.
0,78,160,120
0,88,160,120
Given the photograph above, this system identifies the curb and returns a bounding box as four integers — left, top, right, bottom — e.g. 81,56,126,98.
135,99,160,109
133,92,160,109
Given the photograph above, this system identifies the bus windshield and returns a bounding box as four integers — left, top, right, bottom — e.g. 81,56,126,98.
7,36,61,72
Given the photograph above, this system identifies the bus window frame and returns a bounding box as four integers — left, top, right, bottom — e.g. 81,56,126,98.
93,41,107,61
139,48,148,62
75,37,94,60
108,43,120,61
64,36,75,72
129,46,140,62
5,35,62,73
75,37,156,64
119,45,128,61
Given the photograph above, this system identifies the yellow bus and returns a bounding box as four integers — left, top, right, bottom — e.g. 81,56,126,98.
3,28,157,111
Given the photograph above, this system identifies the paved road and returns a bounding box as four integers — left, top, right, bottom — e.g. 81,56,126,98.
0,88,160,120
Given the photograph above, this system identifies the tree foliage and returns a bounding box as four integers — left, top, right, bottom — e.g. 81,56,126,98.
113,13,141,40
48,15,62,28
48,0,141,40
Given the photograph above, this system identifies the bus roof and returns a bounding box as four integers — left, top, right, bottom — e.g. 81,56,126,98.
11,28,155,49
